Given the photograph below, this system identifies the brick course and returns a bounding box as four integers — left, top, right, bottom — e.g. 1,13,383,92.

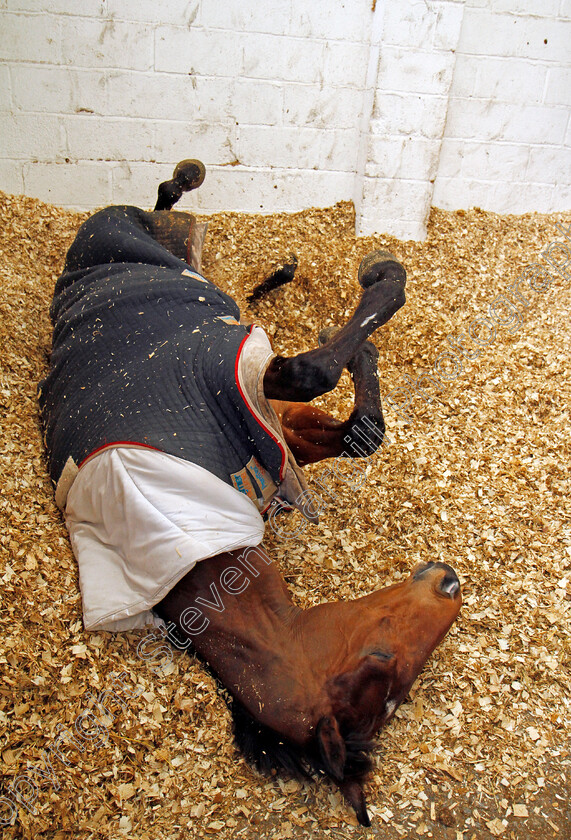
0,0,568,239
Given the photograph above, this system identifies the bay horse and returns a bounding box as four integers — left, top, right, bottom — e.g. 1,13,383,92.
39,160,461,826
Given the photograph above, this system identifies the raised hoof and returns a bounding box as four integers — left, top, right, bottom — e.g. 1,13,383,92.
358,249,406,289
172,159,206,191
155,159,206,210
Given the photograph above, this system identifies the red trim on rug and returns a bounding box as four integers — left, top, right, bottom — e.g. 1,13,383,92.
78,441,161,470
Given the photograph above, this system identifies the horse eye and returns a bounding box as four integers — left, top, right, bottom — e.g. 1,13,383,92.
369,650,394,662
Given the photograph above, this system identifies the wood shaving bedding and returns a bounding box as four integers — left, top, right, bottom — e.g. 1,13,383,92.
0,191,569,839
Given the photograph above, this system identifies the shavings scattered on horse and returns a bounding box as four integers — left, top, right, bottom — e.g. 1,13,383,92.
0,190,569,838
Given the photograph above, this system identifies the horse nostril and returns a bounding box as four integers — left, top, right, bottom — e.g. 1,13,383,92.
439,573,460,599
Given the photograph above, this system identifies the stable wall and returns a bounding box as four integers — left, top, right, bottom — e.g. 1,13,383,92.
0,0,569,240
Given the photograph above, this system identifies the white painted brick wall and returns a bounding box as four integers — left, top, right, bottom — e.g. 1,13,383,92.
0,0,569,239
358,0,465,239
432,0,571,217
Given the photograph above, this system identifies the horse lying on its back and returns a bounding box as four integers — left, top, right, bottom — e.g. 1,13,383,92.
39,160,461,825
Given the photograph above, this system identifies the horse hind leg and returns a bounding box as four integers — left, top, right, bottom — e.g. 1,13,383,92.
154,159,206,211
263,250,406,403
144,159,208,268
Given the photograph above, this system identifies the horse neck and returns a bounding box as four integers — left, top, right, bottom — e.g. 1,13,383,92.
166,549,332,743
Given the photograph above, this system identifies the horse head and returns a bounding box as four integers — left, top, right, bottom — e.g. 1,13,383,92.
221,559,461,825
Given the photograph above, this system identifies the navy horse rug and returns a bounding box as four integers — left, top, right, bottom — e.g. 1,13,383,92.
39,204,308,630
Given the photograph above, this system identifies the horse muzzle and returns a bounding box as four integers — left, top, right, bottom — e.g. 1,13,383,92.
412,561,461,600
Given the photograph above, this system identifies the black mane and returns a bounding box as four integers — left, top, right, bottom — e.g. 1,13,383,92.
161,631,375,786
228,693,375,785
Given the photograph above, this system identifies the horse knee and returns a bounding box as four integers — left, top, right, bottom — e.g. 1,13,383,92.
264,353,342,402
288,355,342,401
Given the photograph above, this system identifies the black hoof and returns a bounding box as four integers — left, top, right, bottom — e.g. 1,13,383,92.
358,249,406,289
172,159,206,191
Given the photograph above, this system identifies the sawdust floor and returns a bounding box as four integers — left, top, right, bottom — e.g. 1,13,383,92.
0,190,569,840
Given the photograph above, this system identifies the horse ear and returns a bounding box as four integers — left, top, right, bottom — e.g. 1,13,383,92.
316,715,346,781
338,778,371,827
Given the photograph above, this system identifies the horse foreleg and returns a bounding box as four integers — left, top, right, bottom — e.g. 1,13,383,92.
263,251,405,402
271,337,384,466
